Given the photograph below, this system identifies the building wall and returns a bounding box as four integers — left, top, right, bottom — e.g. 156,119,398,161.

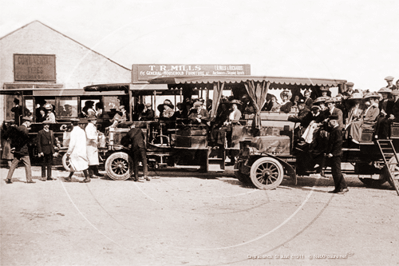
0,21,131,122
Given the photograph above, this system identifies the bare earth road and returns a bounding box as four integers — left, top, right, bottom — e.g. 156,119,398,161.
1,166,398,266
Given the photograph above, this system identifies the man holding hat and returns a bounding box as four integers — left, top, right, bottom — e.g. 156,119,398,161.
327,114,348,194
85,117,103,178
65,118,90,183
37,121,58,181
5,117,35,184
385,76,397,91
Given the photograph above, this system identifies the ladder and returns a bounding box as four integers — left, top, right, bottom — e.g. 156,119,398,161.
376,140,399,196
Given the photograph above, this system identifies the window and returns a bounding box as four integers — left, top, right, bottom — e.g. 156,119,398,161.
57,97,78,117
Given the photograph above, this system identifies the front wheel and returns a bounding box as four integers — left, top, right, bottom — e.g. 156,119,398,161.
250,157,284,189
104,152,133,181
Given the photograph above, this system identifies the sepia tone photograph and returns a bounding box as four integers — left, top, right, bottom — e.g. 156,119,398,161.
1,0,398,265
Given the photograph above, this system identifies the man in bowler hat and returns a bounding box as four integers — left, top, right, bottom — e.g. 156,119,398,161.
37,121,58,181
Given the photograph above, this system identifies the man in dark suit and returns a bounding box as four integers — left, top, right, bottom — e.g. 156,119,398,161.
326,98,344,129
327,115,348,194
5,117,35,184
37,121,58,181
127,123,150,181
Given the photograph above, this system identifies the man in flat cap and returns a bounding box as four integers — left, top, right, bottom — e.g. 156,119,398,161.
326,98,344,129
327,114,348,194
4,117,35,184
385,76,397,91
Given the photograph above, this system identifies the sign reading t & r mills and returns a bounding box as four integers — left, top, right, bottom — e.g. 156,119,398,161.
132,64,251,82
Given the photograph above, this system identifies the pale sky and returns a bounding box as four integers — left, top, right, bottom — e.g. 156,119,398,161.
1,0,398,91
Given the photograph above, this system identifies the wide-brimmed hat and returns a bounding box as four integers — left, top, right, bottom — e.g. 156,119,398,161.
193,101,202,108
311,105,321,110
43,103,53,110
230,99,242,105
378,87,392,94
364,92,381,100
314,96,329,104
280,90,292,100
349,92,363,100
162,100,174,109
325,97,340,103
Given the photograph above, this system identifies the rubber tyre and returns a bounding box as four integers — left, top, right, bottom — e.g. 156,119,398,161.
359,177,387,188
62,153,72,172
104,152,133,181
250,157,284,189
387,156,399,190
234,162,250,184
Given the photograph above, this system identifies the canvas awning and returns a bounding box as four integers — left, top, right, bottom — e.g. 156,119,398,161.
149,75,347,87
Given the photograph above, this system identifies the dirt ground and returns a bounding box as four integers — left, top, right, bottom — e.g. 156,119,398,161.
1,165,399,266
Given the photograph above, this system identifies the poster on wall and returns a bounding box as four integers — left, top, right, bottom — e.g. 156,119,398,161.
14,54,56,82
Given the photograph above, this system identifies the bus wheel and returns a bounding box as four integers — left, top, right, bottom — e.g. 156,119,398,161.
62,153,72,172
250,157,284,189
234,162,250,184
387,156,399,189
104,152,133,181
359,177,387,188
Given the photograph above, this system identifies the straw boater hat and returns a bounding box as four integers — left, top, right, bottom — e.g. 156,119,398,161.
280,90,292,100
378,87,392,94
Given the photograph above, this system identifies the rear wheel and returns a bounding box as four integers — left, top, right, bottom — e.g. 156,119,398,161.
250,157,284,189
62,153,72,172
104,152,133,181
387,156,399,191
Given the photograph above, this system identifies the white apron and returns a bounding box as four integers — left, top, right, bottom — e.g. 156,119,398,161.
85,123,99,166
67,126,89,171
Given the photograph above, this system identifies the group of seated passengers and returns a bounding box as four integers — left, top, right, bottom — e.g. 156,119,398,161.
290,87,399,146
262,88,316,113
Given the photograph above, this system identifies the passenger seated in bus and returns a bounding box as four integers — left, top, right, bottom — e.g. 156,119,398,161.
301,105,327,144
224,100,242,125
347,92,380,144
326,98,344,129
108,105,127,128
36,108,47,122
158,99,174,120
344,93,363,130
375,88,393,139
140,103,155,121
171,102,186,120
133,104,145,121
43,103,56,123
188,101,209,125
288,99,310,139
95,102,104,118
240,95,254,115
303,89,313,108
279,90,293,113
11,98,32,126
82,100,96,118
320,87,330,97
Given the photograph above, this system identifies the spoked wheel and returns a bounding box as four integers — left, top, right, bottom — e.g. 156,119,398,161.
250,157,284,189
104,152,133,181
62,153,72,172
387,156,399,194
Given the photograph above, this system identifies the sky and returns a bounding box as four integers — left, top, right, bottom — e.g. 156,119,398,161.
1,0,398,91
